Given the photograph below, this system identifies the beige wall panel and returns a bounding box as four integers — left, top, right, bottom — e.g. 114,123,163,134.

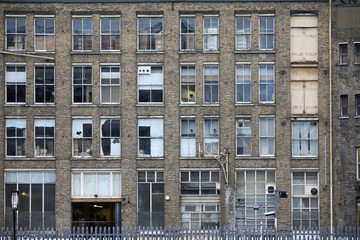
336,7,360,29
291,67,318,81
291,82,305,114
290,16,318,28
291,28,318,63
304,81,318,114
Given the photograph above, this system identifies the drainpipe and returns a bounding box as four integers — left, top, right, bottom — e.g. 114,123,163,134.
328,0,334,231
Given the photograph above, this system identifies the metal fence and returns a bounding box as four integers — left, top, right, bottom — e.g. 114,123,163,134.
1,226,359,240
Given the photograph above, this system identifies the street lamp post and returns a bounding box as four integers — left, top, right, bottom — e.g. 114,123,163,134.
11,191,19,240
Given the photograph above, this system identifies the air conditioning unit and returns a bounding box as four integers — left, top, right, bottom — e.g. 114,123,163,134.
138,66,151,74
265,184,276,194
306,186,318,195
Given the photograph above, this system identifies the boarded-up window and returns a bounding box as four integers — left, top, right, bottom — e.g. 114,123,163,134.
290,16,318,63
291,67,318,114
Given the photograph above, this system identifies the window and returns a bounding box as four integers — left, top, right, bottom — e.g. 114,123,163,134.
34,119,55,157
181,65,196,103
100,65,120,104
101,17,120,51
355,43,360,64
292,172,319,228
72,119,92,157
356,95,360,116
236,16,251,50
203,17,218,51
138,171,164,227
6,119,26,157
339,43,348,64
357,148,360,181
236,170,275,228
204,65,219,103
292,121,318,157
138,65,163,103
180,17,195,51
138,118,163,157
259,16,274,50
181,203,220,229
101,118,121,157
35,66,55,104
5,171,55,228
138,17,163,51
181,119,196,157
6,65,26,103
73,66,92,103
204,118,219,155
259,64,275,103
6,17,26,51
72,171,121,198
72,17,92,51
181,170,220,195
34,17,55,51
340,95,349,117
236,119,251,155
236,64,251,103
259,118,275,156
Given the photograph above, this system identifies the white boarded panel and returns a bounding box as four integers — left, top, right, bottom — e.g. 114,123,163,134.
291,67,318,81
304,81,318,114
291,28,318,63
291,82,305,114
291,16,318,28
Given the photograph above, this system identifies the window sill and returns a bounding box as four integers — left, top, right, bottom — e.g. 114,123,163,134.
71,157,95,160
354,63,360,65
71,51,98,55
100,50,121,54
179,50,197,54
338,63,348,66
4,103,26,106
29,104,56,107
291,157,319,160
339,116,349,119
100,103,121,106
136,51,164,54
235,50,275,54
354,116,360,119
137,157,164,160
235,156,276,160
179,103,201,107
34,51,56,54
235,103,255,106
97,157,121,160
136,103,164,107
71,104,97,107
203,50,219,54
202,103,220,106
5,157,55,161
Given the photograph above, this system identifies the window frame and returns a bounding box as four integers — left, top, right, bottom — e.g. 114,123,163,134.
5,64,26,104
100,64,121,104
181,118,196,157
137,16,163,52
292,121,318,157
339,43,348,65
72,65,93,104
356,94,360,116
100,16,121,52
138,65,164,104
355,42,360,64
6,118,26,157
357,148,360,181
203,64,219,104
203,118,219,155
72,118,93,158
180,16,196,52
180,65,196,104
34,119,55,158
6,16,26,51
180,170,220,195
100,118,121,157
34,16,55,52
34,65,55,104
203,16,219,52
259,63,275,103
236,118,252,156
259,16,274,51
236,63,251,103
180,202,220,229
72,16,92,52
259,117,275,156
340,94,349,117
138,118,164,157
235,15,251,50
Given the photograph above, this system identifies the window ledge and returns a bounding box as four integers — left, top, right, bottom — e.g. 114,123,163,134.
71,51,98,55
235,103,255,106
33,51,56,54
136,103,164,107
100,51,121,54
339,116,349,119
259,103,276,106
235,50,275,54
100,103,121,106
338,63,348,66
71,157,95,160
137,157,164,160
291,157,319,160
4,103,26,106
96,157,121,160
203,50,219,54
34,157,56,160
179,50,197,54
202,104,220,107
136,51,164,54
235,156,276,160
354,63,360,65
180,157,218,160
179,104,201,107
29,104,56,107
354,116,360,119
5,157,54,161
71,104,96,107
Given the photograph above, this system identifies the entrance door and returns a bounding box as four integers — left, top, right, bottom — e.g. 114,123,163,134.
72,202,121,229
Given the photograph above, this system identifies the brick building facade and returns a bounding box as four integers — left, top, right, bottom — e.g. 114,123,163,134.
0,0,345,229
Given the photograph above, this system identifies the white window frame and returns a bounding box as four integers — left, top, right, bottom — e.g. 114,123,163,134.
72,118,93,158
5,64,26,104
137,16,163,52
72,65,93,104
138,65,163,104
203,118,219,155
181,118,196,157
6,16,26,51
259,117,275,156
138,118,164,157
259,63,275,103
34,118,55,157
100,16,121,51
100,64,121,104
203,64,219,104
292,121,318,157
236,118,252,156
34,64,55,104
180,16,196,51
6,118,26,157
259,15,274,50
235,15,251,50
34,16,55,52
236,63,251,103
100,117,121,157
203,16,219,51
180,64,196,104
180,170,220,195
72,16,92,51
291,170,319,228
72,170,121,198
339,43,348,64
